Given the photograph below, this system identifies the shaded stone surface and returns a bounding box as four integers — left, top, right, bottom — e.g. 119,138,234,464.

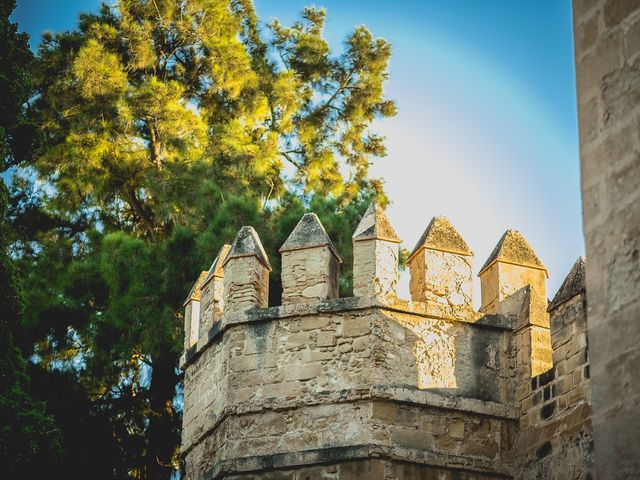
280,213,341,261
514,286,593,480
548,257,586,311
223,226,272,271
352,203,401,243
199,245,231,349
573,0,640,476
183,270,208,350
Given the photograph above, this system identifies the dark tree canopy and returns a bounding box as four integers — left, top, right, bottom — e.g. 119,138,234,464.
0,0,63,476
8,1,396,478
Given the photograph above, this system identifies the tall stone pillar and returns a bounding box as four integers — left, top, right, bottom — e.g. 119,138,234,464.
407,216,473,308
479,229,551,378
222,226,271,314
352,203,401,298
198,244,230,347
573,0,640,475
183,271,207,350
279,213,341,304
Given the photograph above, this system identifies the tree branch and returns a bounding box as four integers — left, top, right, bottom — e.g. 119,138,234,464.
124,187,156,235
314,68,355,116
279,150,304,168
146,119,162,168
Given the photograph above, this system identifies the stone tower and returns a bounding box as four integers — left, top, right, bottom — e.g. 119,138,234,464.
573,0,640,476
180,207,593,479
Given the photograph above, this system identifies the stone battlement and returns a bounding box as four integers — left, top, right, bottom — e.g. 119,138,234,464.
180,205,593,480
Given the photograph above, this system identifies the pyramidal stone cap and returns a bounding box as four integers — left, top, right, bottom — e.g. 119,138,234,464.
183,270,208,306
548,256,586,311
280,212,342,262
479,229,547,276
408,216,472,262
222,226,272,271
352,203,401,243
202,244,231,287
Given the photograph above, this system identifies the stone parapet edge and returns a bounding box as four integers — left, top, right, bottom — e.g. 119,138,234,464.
180,296,513,369
180,385,518,456
195,443,514,480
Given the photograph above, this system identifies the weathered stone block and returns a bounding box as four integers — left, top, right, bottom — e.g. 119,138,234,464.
283,363,322,381
183,271,207,350
199,244,230,345
408,216,474,308
576,30,623,93
352,203,401,298
316,331,336,347
577,9,601,52
222,227,271,314
628,14,640,58
280,213,341,304
342,316,370,337
603,0,640,27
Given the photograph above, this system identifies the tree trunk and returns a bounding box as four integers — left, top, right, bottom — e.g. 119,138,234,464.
125,187,156,236
147,119,162,169
145,354,179,480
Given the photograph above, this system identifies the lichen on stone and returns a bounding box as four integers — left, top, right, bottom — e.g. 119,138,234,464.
279,212,341,261
479,229,546,275
409,216,472,260
352,203,401,243
222,226,272,270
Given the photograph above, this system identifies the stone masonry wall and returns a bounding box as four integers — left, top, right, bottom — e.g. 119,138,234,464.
352,239,399,298
224,460,508,480
281,247,339,303
409,249,473,308
573,0,640,476
181,209,594,479
200,276,224,344
514,289,593,480
222,256,269,313
181,299,516,480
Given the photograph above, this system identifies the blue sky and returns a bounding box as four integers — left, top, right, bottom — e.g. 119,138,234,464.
12,0,583,300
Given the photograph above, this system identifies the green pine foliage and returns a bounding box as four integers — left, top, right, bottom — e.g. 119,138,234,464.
8,1,396,478
0,0,63,475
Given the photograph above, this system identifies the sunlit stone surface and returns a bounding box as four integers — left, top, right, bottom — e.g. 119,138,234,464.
180,205,594,479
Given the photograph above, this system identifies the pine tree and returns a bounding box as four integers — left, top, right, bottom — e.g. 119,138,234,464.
0,1,63,475
12,1,396,477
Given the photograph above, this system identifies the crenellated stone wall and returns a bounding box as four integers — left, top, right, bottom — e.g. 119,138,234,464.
180,205,593,479
513,258,594,479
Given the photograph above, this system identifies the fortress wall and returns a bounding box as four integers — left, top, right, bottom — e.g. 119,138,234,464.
573,0,640,475
181,299,516,479
224,461,505,480
513,261,593,479
376,310,512,404
180,206,593,479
